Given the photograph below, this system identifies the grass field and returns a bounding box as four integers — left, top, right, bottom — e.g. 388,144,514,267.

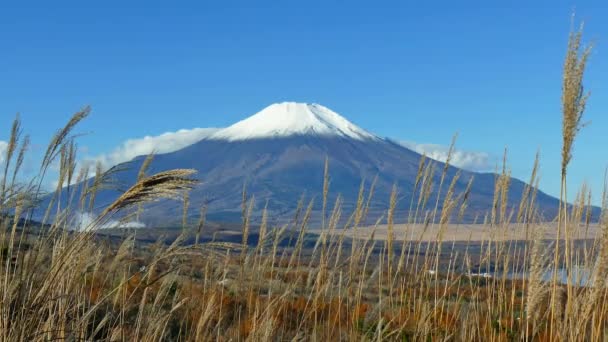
0,23,606,341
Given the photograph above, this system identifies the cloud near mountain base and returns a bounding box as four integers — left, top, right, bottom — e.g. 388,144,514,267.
0,141,7,164
71,211,146,231
86,127,220,170
398,140,493,172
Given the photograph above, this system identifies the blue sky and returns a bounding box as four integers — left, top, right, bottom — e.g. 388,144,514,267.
1,1,607,202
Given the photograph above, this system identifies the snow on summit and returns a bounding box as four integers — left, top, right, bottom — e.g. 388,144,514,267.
209,102,378,141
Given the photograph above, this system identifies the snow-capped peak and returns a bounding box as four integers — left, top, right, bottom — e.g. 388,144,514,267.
209,102,378,141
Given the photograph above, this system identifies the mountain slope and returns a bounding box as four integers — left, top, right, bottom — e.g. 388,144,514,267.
62,102,565,227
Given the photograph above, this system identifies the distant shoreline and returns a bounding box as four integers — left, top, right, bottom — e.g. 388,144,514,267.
311,222,600,242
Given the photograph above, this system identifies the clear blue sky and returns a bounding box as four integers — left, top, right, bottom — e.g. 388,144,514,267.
1,1,607,202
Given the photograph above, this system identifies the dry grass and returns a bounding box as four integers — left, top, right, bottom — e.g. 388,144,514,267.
0,20,606,341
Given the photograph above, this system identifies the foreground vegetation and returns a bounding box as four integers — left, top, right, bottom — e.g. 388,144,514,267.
1,24,606,341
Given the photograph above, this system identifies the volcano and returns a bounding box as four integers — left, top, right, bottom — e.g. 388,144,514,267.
53,102,564,226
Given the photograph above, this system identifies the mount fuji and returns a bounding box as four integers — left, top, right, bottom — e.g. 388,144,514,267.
58,102,564,226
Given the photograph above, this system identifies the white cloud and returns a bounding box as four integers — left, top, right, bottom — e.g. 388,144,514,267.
88,127,220,170
49,127,219,190
71,211,146,231
0,140,7,164
398,140,493,172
